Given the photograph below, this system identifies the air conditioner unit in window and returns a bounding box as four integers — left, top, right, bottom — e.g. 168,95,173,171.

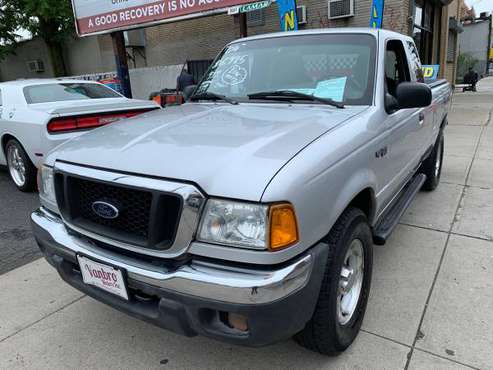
124,29,146,48
26,60,45,73
297,5,307,24
328,0,354,19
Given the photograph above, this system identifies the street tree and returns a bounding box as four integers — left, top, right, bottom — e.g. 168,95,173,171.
0,0,74,77
0,6,19,60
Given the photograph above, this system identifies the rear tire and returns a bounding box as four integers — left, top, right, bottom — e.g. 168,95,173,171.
5,139,37,192
294,207,373,355
420,131,444,191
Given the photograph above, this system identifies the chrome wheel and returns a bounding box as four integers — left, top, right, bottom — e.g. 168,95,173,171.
7,144,26,187
337,239,365,325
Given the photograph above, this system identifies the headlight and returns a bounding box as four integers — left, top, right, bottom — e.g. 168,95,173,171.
38,165,58,213
197,199,298,251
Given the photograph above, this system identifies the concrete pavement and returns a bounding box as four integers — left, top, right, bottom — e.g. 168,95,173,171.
1,78,493,369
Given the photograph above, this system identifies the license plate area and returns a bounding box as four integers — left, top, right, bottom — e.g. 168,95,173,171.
77,255,129,300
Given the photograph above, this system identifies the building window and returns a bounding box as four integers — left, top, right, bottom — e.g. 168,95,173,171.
447,32,456,62
247,9,265,26
412,0,435,64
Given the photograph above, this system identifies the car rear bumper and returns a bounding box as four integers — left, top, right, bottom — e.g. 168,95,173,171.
31,207,328,346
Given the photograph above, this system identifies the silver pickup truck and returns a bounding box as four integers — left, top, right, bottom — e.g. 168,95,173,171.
32,29,451,355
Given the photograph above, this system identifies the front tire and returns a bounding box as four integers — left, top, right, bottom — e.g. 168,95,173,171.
5,139,37,192
295,207,373,355
420,131,444,191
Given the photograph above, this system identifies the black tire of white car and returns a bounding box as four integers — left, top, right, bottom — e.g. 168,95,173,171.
420,131,444,191
5,139,37,192
295,207,373,355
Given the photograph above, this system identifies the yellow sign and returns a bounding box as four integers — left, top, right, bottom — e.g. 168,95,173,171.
490,48,493,60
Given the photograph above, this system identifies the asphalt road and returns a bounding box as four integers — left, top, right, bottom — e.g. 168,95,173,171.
0,168,41,275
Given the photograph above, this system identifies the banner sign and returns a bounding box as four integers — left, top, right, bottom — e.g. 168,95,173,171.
422,64,440,82
72,0,262,36
276,0,298,31
228,0,271,14
369,0,384,28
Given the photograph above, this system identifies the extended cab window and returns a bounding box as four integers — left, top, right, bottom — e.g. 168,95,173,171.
385,40,411,98
406,41,425,82
195,34,377,105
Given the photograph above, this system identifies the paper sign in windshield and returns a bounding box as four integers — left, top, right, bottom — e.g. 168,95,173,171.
314,77,347,101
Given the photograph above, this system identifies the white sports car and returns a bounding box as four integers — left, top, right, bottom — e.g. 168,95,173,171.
0,79,159,191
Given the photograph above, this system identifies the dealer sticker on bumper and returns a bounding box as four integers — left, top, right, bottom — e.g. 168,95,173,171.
77,255,129,300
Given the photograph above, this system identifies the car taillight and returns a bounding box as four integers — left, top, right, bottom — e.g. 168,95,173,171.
47,117,78,132
47,109,152,133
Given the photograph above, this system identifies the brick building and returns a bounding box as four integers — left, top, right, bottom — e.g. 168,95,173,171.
0,0,465,86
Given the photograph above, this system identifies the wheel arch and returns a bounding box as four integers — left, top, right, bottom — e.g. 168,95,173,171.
1,133,37,167
1,133,17,152
346,187,376,225
1,133,18,160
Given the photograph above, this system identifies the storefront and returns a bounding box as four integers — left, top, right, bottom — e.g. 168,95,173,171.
410,0,455,79
412,0,439,64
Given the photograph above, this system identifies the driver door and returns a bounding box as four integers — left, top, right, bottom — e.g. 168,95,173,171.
379,39,425,211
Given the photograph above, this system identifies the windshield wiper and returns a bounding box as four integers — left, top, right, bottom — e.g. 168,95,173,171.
190,92,238,105
248,90,344,108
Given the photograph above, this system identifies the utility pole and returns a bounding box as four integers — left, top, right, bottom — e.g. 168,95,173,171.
111,31,132,98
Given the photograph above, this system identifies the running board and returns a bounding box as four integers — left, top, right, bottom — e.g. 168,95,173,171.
373,174,426,245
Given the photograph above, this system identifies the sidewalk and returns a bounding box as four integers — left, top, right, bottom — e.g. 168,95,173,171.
1,78,492,370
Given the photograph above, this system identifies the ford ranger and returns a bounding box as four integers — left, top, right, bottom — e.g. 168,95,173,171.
32,29,451,355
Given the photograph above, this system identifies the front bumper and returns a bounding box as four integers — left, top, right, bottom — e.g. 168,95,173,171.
32,208,328,346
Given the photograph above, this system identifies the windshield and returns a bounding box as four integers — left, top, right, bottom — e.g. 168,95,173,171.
195,33,376,105
24,83,121,104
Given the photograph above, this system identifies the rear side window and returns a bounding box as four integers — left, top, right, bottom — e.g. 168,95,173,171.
406,41,425,82
24,83,121,104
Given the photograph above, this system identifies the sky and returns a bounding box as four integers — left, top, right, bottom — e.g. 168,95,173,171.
466,0,493,14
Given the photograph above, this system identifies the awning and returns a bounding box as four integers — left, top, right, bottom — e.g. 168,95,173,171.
431,0,453,6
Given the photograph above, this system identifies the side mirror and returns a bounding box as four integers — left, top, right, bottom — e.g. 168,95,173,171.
182,85,197,101
395,82,432,109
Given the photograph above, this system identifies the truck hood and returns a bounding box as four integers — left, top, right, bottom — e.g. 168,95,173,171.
48,103,367,201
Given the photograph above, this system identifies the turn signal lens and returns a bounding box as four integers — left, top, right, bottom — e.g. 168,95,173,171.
269,203,299,250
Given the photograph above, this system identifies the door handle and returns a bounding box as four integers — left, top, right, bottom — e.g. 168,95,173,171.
418,112,425,125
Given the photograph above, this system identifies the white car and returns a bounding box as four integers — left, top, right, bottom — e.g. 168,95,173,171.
0,79,159,191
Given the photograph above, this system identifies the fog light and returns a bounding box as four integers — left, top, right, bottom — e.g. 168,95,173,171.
227,313,248,332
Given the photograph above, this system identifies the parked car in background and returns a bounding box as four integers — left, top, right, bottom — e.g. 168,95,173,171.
0,79,159,191
33,29,451,355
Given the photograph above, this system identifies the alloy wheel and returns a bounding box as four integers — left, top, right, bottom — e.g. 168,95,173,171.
337,239,365,325
7,145,26,187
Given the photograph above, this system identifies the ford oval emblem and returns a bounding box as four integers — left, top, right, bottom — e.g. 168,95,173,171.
92,201,119,220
